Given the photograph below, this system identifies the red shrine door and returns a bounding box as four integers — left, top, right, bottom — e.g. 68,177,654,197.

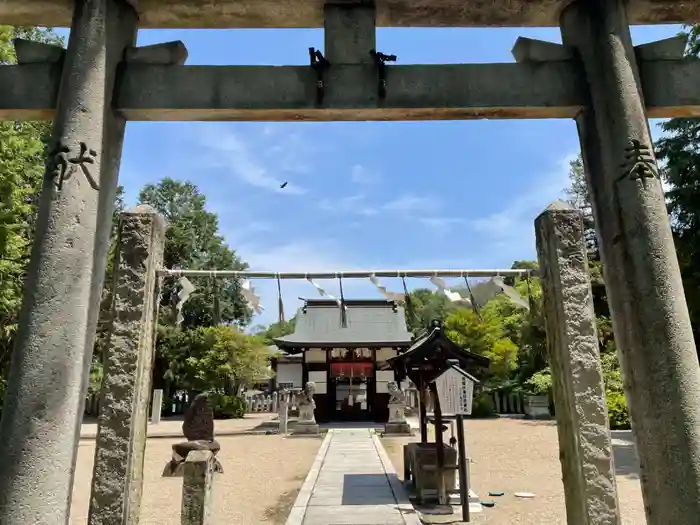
328,348,375,421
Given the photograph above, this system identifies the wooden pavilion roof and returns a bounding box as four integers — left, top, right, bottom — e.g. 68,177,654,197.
385,321,491,385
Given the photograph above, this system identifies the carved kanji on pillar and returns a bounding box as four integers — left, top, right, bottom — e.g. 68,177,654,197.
618,139,659,188
46,141,100,191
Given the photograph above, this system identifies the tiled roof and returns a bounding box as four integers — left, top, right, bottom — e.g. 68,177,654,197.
274,299,413,348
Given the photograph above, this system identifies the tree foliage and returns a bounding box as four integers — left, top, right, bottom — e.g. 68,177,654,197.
404,288,458,334
157,325,271,394
0,26,64,392
564,155,599,260
254,318,297,345
655,25,700,340
138,178,252,328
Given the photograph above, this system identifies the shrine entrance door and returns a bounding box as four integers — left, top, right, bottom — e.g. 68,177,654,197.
328,349,375,422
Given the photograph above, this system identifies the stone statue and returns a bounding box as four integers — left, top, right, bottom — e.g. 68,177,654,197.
292,382,319,435
162,393,224,477
296,381,316,422
385,381,412,435
387,381,406,405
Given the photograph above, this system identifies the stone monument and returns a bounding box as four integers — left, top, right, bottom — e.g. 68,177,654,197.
278,389,290,435
292,382,319,435
162,393,224,477
385,381,412,435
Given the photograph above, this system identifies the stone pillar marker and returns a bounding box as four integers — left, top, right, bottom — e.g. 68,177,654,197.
278,390,289,435
0,1,137,523
561,1,700,522
181,450,215,525
535,201,621,525
151,389,164,425
88,207,166,525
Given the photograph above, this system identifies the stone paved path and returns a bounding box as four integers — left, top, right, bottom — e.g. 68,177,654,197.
286,428,420,525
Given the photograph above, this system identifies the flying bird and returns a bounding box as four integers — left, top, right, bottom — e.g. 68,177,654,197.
280,181,288,189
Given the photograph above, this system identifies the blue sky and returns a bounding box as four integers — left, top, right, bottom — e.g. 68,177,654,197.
59,23,682,326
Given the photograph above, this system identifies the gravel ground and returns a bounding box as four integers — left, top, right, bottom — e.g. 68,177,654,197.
381,417,645,525
70,418,321,524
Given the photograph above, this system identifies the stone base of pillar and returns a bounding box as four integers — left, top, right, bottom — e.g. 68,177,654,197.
384,421,413,435
162,440,224,477
292,421,320,435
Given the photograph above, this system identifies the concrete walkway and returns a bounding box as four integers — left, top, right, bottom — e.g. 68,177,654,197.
286,428,420,525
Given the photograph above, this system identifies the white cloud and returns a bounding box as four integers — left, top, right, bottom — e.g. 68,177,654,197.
382,194,439,214
196,126,308,195
318,194,378,216
419,217,466,235
469,153,576,260
351,164,381,184
222,221,274,246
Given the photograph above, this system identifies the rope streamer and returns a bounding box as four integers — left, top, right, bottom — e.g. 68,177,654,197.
277,275,285,323
241,279,264,315
339,276,348,327
306,277,343,309
402,276,416,326
429,276,471,305
175,276,196,326
428,275,530,312
369,274,404,302
463,276,483,321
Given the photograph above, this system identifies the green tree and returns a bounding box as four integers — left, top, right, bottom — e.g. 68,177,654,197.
404,288,457,334
444,306,519,382
0,26,64,403
564,154,599,260
137,178,252,328
655,25,700,341
254,318,297,345
158,325,271,397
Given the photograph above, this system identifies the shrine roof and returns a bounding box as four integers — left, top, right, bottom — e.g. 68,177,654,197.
273,298,413,351
0,0,696,28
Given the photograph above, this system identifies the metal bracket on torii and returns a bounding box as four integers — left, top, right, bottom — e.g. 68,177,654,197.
309,47,331,105
370,49,397,100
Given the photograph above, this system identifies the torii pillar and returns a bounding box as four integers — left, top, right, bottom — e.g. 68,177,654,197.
561,1,700,523
0,1,137,523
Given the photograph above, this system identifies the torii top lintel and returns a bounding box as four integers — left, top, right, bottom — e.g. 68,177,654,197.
1,0,697,29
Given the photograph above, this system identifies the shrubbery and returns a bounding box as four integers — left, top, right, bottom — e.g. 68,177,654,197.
470,392,497,418
209,393,247,419
606,391,630,430
523,367,552,396
601,351,630,429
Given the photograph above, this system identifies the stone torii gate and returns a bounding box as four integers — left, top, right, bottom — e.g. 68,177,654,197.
0,0,699,524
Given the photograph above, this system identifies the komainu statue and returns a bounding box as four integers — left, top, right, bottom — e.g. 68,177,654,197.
296,381,316,423
292,381,319,435
387,381,407,405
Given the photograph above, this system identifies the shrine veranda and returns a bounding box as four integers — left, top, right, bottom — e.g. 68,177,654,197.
1,1,700,524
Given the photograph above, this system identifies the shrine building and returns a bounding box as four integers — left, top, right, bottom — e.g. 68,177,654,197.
271,298,414,423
